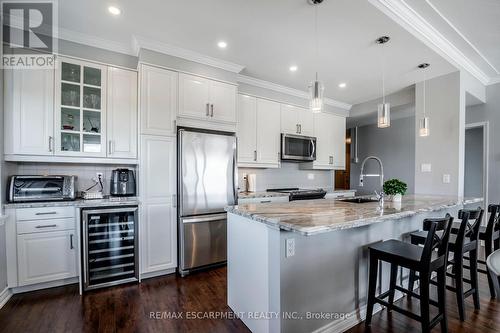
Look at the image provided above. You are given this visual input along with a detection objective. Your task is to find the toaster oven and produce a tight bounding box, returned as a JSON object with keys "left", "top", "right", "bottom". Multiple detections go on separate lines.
{"left": 8, "top": 175, "right": 76, "bottom": 202}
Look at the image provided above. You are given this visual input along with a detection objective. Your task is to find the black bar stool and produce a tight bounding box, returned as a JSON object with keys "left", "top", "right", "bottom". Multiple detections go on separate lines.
{"left": 365, "top": 215, "right": 453, "bottom": 333}
{"left": 455, "top": 204, "right": 500, "bottom": 298}
{"left": 409, "top": 208, "right": 483, "bottom": 321}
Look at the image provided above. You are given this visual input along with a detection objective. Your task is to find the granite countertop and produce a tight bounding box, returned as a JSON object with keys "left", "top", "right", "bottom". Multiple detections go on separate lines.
{"left": 225, "top": 195, "right": 483, "bottom": 236}
{"left": 238, "top": 191, "right": 290, "bottom": 199}
{"left": 4, "top": 197, "right": 140, "bottom": 209}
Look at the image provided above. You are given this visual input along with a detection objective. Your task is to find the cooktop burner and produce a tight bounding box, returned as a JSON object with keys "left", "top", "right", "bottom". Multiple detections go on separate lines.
{"left": 266, "top": 188, "right": 327, "bottom": 201}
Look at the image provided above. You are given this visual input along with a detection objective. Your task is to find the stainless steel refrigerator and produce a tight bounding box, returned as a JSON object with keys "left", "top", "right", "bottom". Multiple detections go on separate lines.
{"left": 177, "top": 128, "right": 237, "bottom": 276}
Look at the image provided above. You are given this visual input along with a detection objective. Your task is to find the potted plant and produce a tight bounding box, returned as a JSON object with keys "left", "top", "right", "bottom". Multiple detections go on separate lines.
{"left": 383, "top": 179, "right": 407, "bottom": 202}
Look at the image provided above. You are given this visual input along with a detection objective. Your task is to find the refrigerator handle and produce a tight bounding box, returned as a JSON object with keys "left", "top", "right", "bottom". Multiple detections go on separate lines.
{"left": 233, "top": 137, "right": 238, "bottom": 205}
{"left": 178, "top": 130, "right": 184, "bottom": 216}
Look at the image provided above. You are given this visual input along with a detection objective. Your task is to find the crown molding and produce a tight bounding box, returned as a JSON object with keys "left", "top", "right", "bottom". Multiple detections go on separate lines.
{"left": 132, "top": 35, "right": 245, "bottom": 74}
{"left": 489, "top": 77, "right": 500, "bottom": 85}
{"left": 237, "top": 74, "right": 352, "bottom": 111}
{"left": 368, "top": 0, "right": 491, "bottom": 86}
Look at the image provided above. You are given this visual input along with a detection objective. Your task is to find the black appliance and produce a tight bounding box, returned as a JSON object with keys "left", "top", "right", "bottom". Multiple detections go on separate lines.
{"left": 281, "top": 133, "right": 317, "bottom": 162}
{"left": 267, "top": 188, "right": 327, "bottom": 201}
{"left": 110, "top": 169, "right": 136, "bottom": 196}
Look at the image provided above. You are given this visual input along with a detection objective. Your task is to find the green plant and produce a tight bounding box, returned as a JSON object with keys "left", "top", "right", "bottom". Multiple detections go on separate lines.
{"left": 383, "top": 179, "right": 407, "bottom": 196}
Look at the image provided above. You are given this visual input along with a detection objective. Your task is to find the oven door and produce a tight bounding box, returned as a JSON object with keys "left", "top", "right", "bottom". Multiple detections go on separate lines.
{"left": 281, "top": 134, "right": 316, "bottom": 161}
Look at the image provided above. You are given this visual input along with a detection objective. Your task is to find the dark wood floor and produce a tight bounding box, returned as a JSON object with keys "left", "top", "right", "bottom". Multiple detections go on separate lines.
{"left": 1, "top": 265, "right": 499, "bottom": 333}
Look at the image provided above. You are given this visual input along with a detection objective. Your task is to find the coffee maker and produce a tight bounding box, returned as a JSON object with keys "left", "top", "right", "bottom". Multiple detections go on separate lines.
{"left": 110, "top": 169, "right": 136, "bottom": 196}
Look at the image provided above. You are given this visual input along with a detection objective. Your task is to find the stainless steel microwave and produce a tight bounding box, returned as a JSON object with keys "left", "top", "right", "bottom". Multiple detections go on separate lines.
{"left": 8, "top": 175, "right": 76, "bottom": 202}
{"left": 281, "top": 133, "right": 316, "bottom": 162}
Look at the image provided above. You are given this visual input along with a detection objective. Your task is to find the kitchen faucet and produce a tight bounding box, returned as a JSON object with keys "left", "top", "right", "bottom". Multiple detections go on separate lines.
{"left": 359, "top": 156, "right": 384, "bottom": 188}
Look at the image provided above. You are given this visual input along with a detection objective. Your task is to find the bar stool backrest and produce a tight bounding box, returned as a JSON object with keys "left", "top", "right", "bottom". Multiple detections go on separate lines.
{"left": 485, "top": 204, "right": 500, "bottom": 236}
{"left": 421, "top": 214, "right": 454, "bottom": 263}
{"left": 456, "top": 208, "right": 484, "bottom": 245}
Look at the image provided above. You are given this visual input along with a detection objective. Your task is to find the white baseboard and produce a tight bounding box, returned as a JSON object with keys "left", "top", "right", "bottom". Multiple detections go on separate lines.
{"left": 11, "top": 277, "right": 78, "bottom": 294}
{"left": 140, "top": 268, "right": 176, "bottom": 280}
{"left": 0, "top": 287, "right": 13, "bottom": 309}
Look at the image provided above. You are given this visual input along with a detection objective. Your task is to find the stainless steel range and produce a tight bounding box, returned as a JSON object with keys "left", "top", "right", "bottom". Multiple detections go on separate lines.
{"left": 267, "top": 188, "right": 327, "bottom": 201}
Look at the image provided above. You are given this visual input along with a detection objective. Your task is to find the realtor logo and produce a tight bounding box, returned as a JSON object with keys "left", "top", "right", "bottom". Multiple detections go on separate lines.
{"left": 1, "top": 0, "right": 58, "bottom": 68}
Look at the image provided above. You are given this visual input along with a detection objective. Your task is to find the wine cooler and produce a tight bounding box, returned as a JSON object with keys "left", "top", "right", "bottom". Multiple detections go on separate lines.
{"left": 82, "top": 206, "right": 138, "bottom": 291}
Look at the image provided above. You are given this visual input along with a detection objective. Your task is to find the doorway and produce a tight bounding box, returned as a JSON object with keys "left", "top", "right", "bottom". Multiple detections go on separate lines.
{"left": 464, "top": 122, "right": 488, "bottom": 206}
{"left": 335, "top": 129, "right": 351, "bottom": 190}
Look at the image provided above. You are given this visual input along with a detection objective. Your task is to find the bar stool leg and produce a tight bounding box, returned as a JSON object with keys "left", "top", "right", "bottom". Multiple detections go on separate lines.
{"left": 485, "top": 239, "right": 496, "bottom": 298}
{"left": 419, "top": 271, "right": 431, "bottom": 333}
{"left": 365, "top": 254, "right": 378, "bottom": 327}
{"left": 470, "top": 248, "right": 481, "bottom": 310}
{"left": 408, "top": 269, "right": 416, "bottom": 299}
{"left": 437, "top": 266, "right": 448, "bottom": 333}
{"left": 388, "top": 264, "right": 398, "bottom": 308}
{"left": 454, "top": 255, "right": 466, "bottom": 321}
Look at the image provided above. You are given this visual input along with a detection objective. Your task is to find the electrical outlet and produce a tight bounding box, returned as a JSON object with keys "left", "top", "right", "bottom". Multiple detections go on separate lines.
{"left": 421, "top": 163, "right": 432, "bottom": 172}
{"left": 285, "top": 238, "right": 295, "bottom": 258}
{"left": 307, "top": 173, "right": 315, "bottom": 180}
{"left": 442, "top": 174, "right": 451, "bottom": 184}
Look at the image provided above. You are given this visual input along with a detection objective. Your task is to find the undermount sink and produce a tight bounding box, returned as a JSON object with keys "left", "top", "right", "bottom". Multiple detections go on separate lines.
{"left": 339, "top": 198, "right": 379, "bottom": 204}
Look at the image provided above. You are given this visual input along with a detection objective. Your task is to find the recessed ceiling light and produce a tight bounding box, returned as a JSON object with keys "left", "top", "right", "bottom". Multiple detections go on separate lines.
{"left": 338, "top": 83, "right": 347, "bottom": 88}
{"left": 108, "top": 6, "right": 121, "bottom": 16}
{"left": 289, "top": 65, "right": 298, "bottom": 72}
{"left": 217, "top": 41, "right": 227, "bottom": 49}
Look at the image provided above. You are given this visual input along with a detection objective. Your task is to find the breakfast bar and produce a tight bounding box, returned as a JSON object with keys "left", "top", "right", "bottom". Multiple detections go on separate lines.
{"left": 225, "top": 195, "right": 482, "bottom": 333}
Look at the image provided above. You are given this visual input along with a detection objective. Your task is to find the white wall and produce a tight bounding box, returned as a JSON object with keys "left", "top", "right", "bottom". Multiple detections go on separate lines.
{"left": 414, "top": 72, "right": 463, "bottom": 196}
{"left": 239, "top": 163, "right": 334, "bottom": 192}
{"left": 466, "top": 82, "right": 500, "bottom": 204}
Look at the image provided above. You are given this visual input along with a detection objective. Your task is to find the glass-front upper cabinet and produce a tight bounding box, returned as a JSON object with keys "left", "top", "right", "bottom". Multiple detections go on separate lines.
{"left": 56, "top": 57, "right": 107, "bottom": 157}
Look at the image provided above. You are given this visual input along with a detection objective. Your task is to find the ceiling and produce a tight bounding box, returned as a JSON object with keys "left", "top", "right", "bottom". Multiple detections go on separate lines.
{"left": 55, "top": 0, "right": 461, "bottom": 106}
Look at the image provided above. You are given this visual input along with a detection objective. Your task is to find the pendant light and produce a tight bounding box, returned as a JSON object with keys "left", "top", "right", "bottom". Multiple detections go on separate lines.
{"left": 418, "top": 63, "right": 430, "bottom": 137}
{"left": 376, "top": 36, "right": 390, "bottom": 128}
{"left": 308, "top": 0, "right": 324, "bottom": 113}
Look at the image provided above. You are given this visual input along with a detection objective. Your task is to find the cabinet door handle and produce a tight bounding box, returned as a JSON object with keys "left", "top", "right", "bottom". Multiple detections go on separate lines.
{"left": 260, "top": 200, "right": 272, "bottom": 203}
{"left": 299, "top": 124, "right": 302, "bottom": 134}
{"left": 108, "top": 140, "right": 113, "bottom": 154}
{"left": 48, "top": 136, "right": 53, "bottom": 152}
{"left": 35, "top": 211, "right": 57, "bottom": 216}
{"left": 206, "top": 103, "right": 210, "bottom": 116}
{"left": 296, "top": 124, "right": 299, "bottom": 134}
{"left": 254, "top": 150, "right": 257, "bottom": 161}
{"left": 70, "top": 234, "right": 74, "bottom": 249}
{"left": 35, "top": 224, "right": 57, "bottom": 229}
{"left": 211, "top": 104, "right": 214, "bottom": 117}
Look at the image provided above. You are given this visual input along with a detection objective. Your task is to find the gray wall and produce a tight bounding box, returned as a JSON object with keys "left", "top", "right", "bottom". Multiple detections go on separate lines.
{"left": 464, "top": 127, "right": 484, "bottom": 198}
{"left": 239, "top": 163, "right": 334, "bottom": 192}
{"left": 466, "top": 82, "right": 500, "bottom": 204}
{"left": 414, "top": 72, "right": 463, "bottom": 196}
{"left": 349, "top": 116, "right": 416, "bottom": 195}
{"left": 0, "top": 68, "right": 7, "bottom": 292}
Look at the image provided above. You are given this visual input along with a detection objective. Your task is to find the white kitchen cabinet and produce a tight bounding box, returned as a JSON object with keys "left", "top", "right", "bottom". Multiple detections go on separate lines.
{"left": 236, "top": 95, "right": 257, "bottom": 164}
{"left": 139, "top": 135, "right": 177, "bottom": 275}
{"left": 178, "top": 73, "right": 236, "bottom": 123}
{"left": 107, "top": 67, "right": 138, "bottom": 158}
{"left": 300, "top": 112, "right": 346, "bottom": 170}
{"left": 140, "top": 64, "right": 177, "bottom": 136}
{"left": 4, "top": 68, "right": 54, "bottom": 156}
{"left": 17, "top": 230, "right": 77, "bottom": 286}
{"left": 256, "top": 99, "right": 281, "bottom": 167}
{"left": 280, "top": 105, "right": 313, "bottom": 136}
{"left": 55, "top": 57, "right": 107, "bottom": 157}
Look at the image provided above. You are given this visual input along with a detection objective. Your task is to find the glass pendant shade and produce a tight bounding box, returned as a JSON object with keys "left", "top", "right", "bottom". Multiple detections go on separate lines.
{"left": 309, "top": 78, "right": 324, "bottom": 113}
{"left": 377, "top": 102, "right": 391, "bottom": 128}
{"left": 419, "top": 116, "right": 430, "bottom": 137}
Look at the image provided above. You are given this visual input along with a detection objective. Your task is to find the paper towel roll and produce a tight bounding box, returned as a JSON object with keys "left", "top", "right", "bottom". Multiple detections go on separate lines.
{"left": 248, "top": 174, "right": 257, "bottom": 192}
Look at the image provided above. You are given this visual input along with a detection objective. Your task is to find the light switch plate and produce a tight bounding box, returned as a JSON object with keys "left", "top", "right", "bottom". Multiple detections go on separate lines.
{"left": 443, "top": 174, "right": 451, "bottom": 184}
{"left": 307, "top": 173, "right": 315, "bottom": 180}
{"left": 286, "top": 238, "right": 295, "bottom": 257}
{"left": 421, "top": 164, "right": 432, "bottom": 172}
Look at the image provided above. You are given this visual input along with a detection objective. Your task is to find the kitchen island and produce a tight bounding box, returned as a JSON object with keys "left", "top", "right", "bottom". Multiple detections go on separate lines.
{"left": 225, "top": 195, "right": 482, "bottom": 333}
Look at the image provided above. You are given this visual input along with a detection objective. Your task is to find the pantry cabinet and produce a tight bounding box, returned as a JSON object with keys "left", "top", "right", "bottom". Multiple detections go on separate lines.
{"left": 178, "top": 73, "right": 237, "bottom": 123}
{"left": 236, "top": 94, "right": 280, "bottom": 168}
{"left": 139, "top": 64, "right": 177, "bottom": 136}
{"left": 280, "top": 104, "right": 313, "bottom": 136}
{"left": 4, "top": 68, "right": 54, "bottom": 156}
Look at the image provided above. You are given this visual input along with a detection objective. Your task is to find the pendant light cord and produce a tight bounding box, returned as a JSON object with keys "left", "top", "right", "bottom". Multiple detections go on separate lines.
{"left": 315, "top": 3, "right": 319, "bottom": 78}
{"left": 382, "top": 45, "right": 386, "bottom": 104}
{"left": 423, "top": 71, "right": 426, "bottom": 117}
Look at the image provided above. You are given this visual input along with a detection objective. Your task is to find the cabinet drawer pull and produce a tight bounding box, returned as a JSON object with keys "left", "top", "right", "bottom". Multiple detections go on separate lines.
{"left": 70, "top": 234, "right": 74, "bottom": 249}
{"left": 260, "top": 200, "right": 272, "bottom": 203}
{"left": 35, "top": 224, "right": 57, "bottom": 228}
{"left": 206, "top": 103, "right": 210, "bottom": 116}
{"left": 35, "top": 211, "right": 58, "bottom": 216}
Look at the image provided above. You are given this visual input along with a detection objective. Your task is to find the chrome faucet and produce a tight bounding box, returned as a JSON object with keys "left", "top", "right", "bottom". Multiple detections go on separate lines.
{"left": 359, "top": 156, "right": 384, "bottom": 188}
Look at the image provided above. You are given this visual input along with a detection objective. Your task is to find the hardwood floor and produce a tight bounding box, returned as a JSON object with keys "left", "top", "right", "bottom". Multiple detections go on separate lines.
{"left": 0, "top": 266, "right": 499, "bottom": 333}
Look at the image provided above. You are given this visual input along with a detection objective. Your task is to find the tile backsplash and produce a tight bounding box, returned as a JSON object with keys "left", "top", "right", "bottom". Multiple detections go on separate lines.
{"left": 238, "top": 162, "right": 334, "bottom": 192}
{"left": 7, "top": 162, "right": 137, "bottom": 196}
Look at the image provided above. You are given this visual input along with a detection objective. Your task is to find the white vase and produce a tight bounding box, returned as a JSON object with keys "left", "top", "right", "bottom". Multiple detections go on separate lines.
{"left": 392, "top": 193, "right": 402, "bottom": 202}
